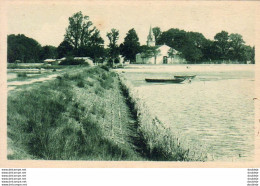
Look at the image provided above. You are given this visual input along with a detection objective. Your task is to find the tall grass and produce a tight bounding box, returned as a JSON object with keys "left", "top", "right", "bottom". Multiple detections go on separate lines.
{"left": 118, "top": 74, "right": 208, "bottom": 161}
{"left": 8, "top": 65, "right": 207, "bottom": 161}
{"left": 8, "top": 67, "right": 142, "bottom": 160}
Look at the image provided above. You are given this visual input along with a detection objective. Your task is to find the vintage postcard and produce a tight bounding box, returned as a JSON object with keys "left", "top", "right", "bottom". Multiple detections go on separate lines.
{"left": 0, "top": 0, "right": 259, "bottom": 168}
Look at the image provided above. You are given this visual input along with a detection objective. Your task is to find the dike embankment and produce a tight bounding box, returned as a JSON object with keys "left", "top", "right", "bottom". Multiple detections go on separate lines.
{"left": 8, "top": 66, "right": 143, "bottom": 160}
{"left": 7, "top": 65, "right": 207, "bottom": 161}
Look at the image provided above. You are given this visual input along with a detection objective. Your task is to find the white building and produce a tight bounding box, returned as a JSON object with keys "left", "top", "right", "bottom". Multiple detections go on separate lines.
{"left": 56, "top": 57, "right": 94, "bottom": 66}
{"left": 136, "top": 26, "right": 186, "bottom": 64}
{"left": 44, "top": 59, "right": 58, "bottom": 65}
{"left": 74, "top": 57, "right": 94, "bottom": 66}
{"left": 147, "top": 26, "right": 156, "bottom": 47}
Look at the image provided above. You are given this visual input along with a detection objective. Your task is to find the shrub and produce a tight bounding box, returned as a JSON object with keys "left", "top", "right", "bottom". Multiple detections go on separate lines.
{"left": 100, "top": 65, "right": 110, "bottom": 71}
{"left": 116, "top": 64, "right": 124, "bottom": 68}
{"left": 76, "top": 80, "right": 85, "bottom": 88}
{"left": 86, "top": 80, "right": 94, "bottom": 86}
{"left": 8, "top": 63, "right": 19, "bottom": 69}
{"left": 70, "top": 74, "right": 83, "bottom": 81}
{"left": 17, "top": 72, "right": 27, "bottom": 78}
{"left": 99, "top": 73, "right": 114, "bottom": 90}
{"left": 94, "top": 85, "right": 104, "bottom": 96}
{"left": 59, "top": 57, "right": 88, "bottom": 66}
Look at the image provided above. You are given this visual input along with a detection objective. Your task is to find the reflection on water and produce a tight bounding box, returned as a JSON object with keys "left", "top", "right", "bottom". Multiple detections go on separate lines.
{"left": 117, "top": 64, "right": 255, "bottom": 161}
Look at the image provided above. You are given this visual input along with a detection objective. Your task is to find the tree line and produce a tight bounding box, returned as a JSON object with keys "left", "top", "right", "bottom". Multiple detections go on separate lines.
{"left": 8, "top": 11, "right": 255, "bottom": 64}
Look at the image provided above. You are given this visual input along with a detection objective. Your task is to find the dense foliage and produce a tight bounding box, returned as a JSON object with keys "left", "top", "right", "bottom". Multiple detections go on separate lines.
{"left": 63, "top": 11, "right": 105, "bottom": 63}
{"left": 7, "top": 12, "right": 255, "bottom": 64}
{"left": 120, "top": 28, "right": 141, "bottom": 62}
{"left": 40, "top": 45, "right": 58, "bottom": 60}
{"left": 8, "top": 34, "right": 42, "bottom": 63}
{"left": 156, "top": 28, "right": 254, "bottom": 63}
{"left": 8, "top": 34, "right": 59, "bottom": 63}
{"left": 106, "top": 28, "right": 120, "bottom": 65}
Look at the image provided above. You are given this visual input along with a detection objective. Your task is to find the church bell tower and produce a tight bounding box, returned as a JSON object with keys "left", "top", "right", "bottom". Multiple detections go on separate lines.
{"left": 147, "top": 26, "right": 155, "bottom": 47}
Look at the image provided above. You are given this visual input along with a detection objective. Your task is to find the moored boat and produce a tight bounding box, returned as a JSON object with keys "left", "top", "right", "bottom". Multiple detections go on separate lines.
{"left": 145, "top": 78, "right": 186, "bottom": 83}
{"left": 174, "top": 75, "right": 196, "bottom": 79}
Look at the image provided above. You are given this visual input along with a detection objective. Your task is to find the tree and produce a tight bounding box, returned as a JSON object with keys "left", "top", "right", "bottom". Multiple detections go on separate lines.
{"left": 214, "top": 31, "right": 230, "bottom": 60}
{"left": 150, "top": 47, "right": 161, "bottom": 64}
{"left": 228, "top": 33, "right": 245, "bottom": 61}
{"left": 64, "top": 11, "right": 96, "bottom": 54}
{"left": 86, "top": 30, "right": 105, "bottom": 63}
{"left": 152, "top": 27, "right": 161, "bottom": 45}
{"left": 40, "top": 45, "right": 57, "bottom": 60}
{"left": 7, "top": 34, "right": 42, "bottom": 63}
{"left": 120, "top": 28, "right": 140, "bottom": 62}
{"left": 157, "top": 28, "right": 187, "bottom": 50}
{"left": 182, "top": 32, "right": 207, "bottom": 63}
{"left": 168, "top": 48, "right": 179, "bottom": 62}
{"left": 106, "top": 28, "right": 120, "bottom": 66}
{"left": 240, "top": 45, "right": 255, "bottom": 63}
{"left": 201, "top": 39, "right": 216, "bottom": 61}
{"left": 157, "top": 29, "right": 206, "bottom": 63}
{"left": 141, "top": 46, "right": 160, "bottom": 64}
{"left": 57, "top": 40, "right": 74, "bottom": 58}
{"left": 182, "top": 45, "right": 203, "bottom": 63}
{"left": 251, "top": 46, "right": 255, "bottom": 64}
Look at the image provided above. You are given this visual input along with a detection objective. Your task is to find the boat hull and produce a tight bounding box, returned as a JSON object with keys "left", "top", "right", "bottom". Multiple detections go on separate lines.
{"left": 174, "top": 75, "right": 196, "bottom": 79}
{"left": 145, "top": 78, "right": 185, "bottom": 83}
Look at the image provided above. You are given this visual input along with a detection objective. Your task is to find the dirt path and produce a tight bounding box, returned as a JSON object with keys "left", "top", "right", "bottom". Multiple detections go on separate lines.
{"left": 8, "top": 74, "right": 58, "bottom": 91}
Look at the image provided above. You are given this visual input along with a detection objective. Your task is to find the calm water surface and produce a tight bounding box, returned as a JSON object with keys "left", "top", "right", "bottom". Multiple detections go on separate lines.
{"left": 117, "top": 64, "right": 255, "bottom": 161}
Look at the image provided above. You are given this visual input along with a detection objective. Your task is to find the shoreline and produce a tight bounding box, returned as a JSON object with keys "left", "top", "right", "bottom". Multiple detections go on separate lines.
{"left": 117, "top": 72, "right": 208, "bottom": 161}
{"left": 8, "top": 66, "right": 207, "bottom": 161}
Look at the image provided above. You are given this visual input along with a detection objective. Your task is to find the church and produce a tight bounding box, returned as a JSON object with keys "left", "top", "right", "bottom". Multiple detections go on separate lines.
{"left": 135, "top": 26, "right": 186, "bottom": 64}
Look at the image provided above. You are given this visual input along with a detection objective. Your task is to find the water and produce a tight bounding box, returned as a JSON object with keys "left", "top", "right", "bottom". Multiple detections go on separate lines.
{"left": 7, "top": 73, "right": 17, "bottom": 80}
{"left": 116, "top": 64, "right": 255, "bottom": 161}
{"left": 7, "top": 72, "right": 40, "bottom": 80}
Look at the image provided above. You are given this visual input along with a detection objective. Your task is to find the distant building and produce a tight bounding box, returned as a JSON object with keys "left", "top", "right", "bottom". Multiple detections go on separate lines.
{"left": 147, "top": 26, "right": 156, "bottom": 47}
{"left": 44, "top": 59, "right": 58, "bottom": 65}
{"left": 74, "top": 57, "right": 94, "bottom": 66}
{"left": 118, "top": 55, "right": 124, "bottom": 64}
{"left": 56, "top": 57, "right": 94, "bottom": 66}
{"left": 58, "top": 57, "right": 66, "bottom": 62}
{"left": 136, "top": 26, "right": 186, "bottom": 64}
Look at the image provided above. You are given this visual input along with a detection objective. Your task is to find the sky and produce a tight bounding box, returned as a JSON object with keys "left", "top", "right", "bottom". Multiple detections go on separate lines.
{"left": 6, "top": 1, "right": 258, "bottom": 47}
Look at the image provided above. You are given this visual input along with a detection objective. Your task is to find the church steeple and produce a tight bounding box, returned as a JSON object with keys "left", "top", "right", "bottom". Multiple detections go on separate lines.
{"left": 147, "top": 25, "right": 155, "bottom": 47}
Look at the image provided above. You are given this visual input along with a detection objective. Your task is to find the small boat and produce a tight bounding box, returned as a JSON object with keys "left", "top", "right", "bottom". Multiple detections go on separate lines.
{"left": 145, "top": 78, "right": 186, "bottom": 83}
{"left": 174, "top": 75, "right": 196, "bottom": 79}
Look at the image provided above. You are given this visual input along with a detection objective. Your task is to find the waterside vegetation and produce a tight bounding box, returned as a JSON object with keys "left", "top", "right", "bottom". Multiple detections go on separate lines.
{"left": 8, "top": 66, "right": 208, "bottom": 161}
{"left": 8, "top": 66, "right": 143, "bottom": 160}
{"left": 7, "top": 11, "right": 255, "bottom": 65}
{"left": 119, "top": 75, "right": 208, "bottom": 161}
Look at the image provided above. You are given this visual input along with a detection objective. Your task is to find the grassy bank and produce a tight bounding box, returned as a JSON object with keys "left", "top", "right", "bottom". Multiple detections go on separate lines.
{"left": 8, "top": 63, "right": 62, "bottom": 70}
{"left": 8, "top": 65, "right": 208, "bottom": 161}
{"left": 8, "top": 66, "right": 143, "bottom": 160}
{"left": 118, "top": 75, "right": 208, "bottom": 161}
